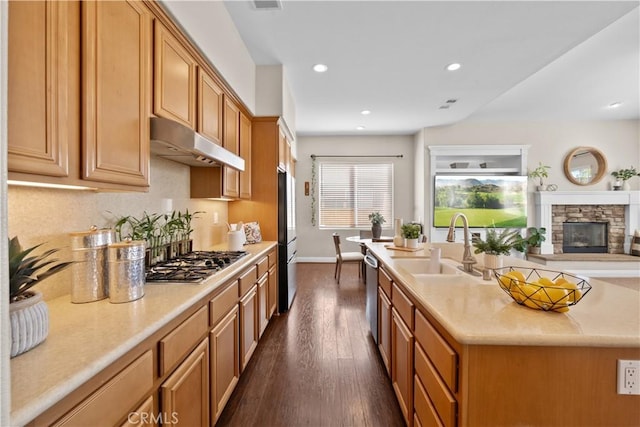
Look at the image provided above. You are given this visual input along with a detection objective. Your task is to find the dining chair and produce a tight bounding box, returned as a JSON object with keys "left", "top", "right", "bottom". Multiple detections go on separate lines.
{"left": 332, "top": 233, "right": 365, "bottom": 284}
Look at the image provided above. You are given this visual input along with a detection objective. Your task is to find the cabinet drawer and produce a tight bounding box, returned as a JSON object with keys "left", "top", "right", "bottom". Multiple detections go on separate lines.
{"left": 120, "top": 395, "right": 154, "bottom": 427}
{"left": 268, "top": 250, "right": 277, "bottom": 268}
{"left": 54, "top": 351, "right": 153, "bottom": 426}
{"left": 239, "top": 266, "right": 257, "bottom": 296}
{"left": 415, "top": 310, "right": 457, "bottom": 392}
{"left": 378, "top": 267, "right": 393, "bottom": 299}
{"left": 392, "top": 283, "right": 414, "bottom": 329}
{"left": 210, "top": 280, "right": 239, "bottom": 326}
{"left": 257, "top": 256, "right": 269, "bottom": 279}
{"left": 414, "top": 375, "right": 444, "bottom": 427}
{"left": 415, "top": 342, "right": 456, "bottom": 427}
{"left": 159, "top": 305, "right": 208, "bottom": 376}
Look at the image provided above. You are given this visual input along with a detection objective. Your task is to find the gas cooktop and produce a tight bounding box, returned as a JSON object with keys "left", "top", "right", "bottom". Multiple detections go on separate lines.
{"left": 145, "top": 250, "right": 247, "bottom": 283}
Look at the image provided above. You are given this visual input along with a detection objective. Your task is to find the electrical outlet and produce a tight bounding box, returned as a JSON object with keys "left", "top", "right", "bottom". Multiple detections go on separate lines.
{"left": 617, "top": 360, "right": 640, "bottom": 395}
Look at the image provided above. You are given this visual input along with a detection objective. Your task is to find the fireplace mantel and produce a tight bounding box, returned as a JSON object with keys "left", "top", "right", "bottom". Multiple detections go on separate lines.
{"left": 534, "top": 191, "right": 639, "bottom": 254}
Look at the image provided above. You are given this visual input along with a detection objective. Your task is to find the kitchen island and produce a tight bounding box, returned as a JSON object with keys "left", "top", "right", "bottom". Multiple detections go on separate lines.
{"left": 367, "top": 241, "right": 640, "bottom": 426}
{"left": 10, "top": 241, "right": 277, "bottom": 426}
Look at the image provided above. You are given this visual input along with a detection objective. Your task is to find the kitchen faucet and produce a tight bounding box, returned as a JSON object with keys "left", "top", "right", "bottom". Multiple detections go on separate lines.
{"left": 446, "top": 213, "right": 479, "bottom": 274}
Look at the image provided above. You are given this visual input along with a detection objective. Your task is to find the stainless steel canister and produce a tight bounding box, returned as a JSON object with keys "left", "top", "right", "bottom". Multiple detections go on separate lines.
{"left": 108, "top": 240, "right": 146, "bottom": 303}
{"left": 70, "top": 226, "right": 114, "bottom": 303}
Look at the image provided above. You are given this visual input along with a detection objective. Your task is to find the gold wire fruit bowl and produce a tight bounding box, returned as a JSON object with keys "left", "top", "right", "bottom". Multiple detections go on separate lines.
{"left": 493, "top": 267, "right": 592, "bottom": 312}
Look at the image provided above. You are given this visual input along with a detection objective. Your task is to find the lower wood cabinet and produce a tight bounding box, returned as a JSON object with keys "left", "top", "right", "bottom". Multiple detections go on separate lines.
{"left": 210, "top": 305, "right": 240, "bottom": 422}
{"left": 120, "top": 396, "right": 156, "bottom": 427}
{"left": 378, "top": 287, "right": 392, "bottom": 375}
{"left": 392, "top": 307, "right": 414, "bottom": 426}
{"left": 240, "top": 284, "right": 259, "bottom": 371}
{"left": 268, "top": 264, "right": 277, "bottom": 319}
{"left": 160, "top": 338, "right": 209, "bottom": 427}
{"left": 258, "top": 272, "right": 269, "bottom": 337}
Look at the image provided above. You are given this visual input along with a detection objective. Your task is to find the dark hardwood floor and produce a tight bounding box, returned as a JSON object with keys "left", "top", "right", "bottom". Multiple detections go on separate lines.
{"left": 216, "top": 262, "right": 405, "bottom": 427}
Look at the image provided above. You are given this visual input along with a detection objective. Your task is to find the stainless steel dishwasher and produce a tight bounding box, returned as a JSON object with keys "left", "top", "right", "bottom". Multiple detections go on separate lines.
{"left": 364, "top": 251, "right": 378, "bottom": 344}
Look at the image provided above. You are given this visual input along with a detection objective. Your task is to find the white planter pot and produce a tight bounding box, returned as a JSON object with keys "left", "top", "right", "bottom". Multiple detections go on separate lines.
{"left": 405, "top": 238, "right": 419, "bottom": 249}
{"left": 10, "top": 291, "right": 49, "bottom": 358}
{"left": 483, "top": 254, "right": 504, "bottom": 270}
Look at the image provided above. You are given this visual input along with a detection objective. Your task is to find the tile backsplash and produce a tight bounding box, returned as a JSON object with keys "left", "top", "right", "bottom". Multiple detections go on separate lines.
{"left": 8, "top": 156, "right": 229, "bottom": 300}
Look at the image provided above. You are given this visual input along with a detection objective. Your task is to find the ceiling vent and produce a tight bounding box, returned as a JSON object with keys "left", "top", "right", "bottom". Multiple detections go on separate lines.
{"left": 252, "top": 0, "right": 282, "bottom": 10}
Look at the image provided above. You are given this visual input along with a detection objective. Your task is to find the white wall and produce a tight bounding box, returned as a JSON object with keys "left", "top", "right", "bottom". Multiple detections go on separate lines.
{"left": 295, "top": 135, "right": 415, "bottom": 261}
{"left": 7, "top": 157, "right": 230, "bottom": 301}
{"left": 255, "top": 65, "right": 298, "bottom": 152}
{"left": 420, "top": 119, "right": 640, "bottom": 242}
{"left": 160, "top": 0, "right": 256, "bottom": 113}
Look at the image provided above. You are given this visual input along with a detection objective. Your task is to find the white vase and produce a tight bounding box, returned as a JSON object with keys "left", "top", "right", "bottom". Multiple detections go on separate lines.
{"left": 405, "top": 238, "right": 419, "bottom": 249}
{"left": 622, "top": 180, "right": 631, "bottom": 191}
{"left": 483, "top": 254, "right": 504, "bottom": 270}
{"left": 393, "top": 218, "right": 404, "bottom": 247}
{"left": 10, "top": 291, "right": 49, "bottom": 358}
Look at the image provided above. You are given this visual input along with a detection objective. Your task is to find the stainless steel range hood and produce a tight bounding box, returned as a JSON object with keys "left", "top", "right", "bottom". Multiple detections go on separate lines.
{"left": 150, "top": 117, "right": 245, "bottom": 171}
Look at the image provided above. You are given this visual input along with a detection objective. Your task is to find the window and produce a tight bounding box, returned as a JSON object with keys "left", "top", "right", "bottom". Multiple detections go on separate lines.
{"left": 318, "top": 162, "right": 393, "bottom": 228}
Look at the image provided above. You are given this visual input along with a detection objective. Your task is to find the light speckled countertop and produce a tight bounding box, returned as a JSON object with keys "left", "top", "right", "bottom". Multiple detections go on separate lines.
{"left": 10, "top": 241, "right": 276, "bottom": 427}
{"left": 368, "top": 242, "right": 640, "bottom": 348}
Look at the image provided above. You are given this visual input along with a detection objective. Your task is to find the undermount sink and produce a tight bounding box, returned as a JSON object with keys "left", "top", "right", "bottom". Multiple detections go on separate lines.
{"left": 393, "top": 257, "right": 462, "bottom": 275}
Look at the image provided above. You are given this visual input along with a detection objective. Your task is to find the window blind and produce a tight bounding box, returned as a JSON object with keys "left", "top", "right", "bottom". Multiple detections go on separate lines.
{"left": 318, "top": 162, "right": 393, "bottom": 228}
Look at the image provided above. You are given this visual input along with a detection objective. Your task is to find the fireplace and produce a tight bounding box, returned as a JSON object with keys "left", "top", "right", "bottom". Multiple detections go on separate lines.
{"left": 563, "top": 222, "right": 608, "bottom": 253}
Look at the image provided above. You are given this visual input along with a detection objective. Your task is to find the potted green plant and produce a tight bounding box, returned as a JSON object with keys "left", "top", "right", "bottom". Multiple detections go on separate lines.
{"left": 522, "top": 227, "right": 546, "bottom": 254}
{"left": 401, "top": 223, "right": 421, "bottom": 249}
{"left": 472, "top": 227, "right": 520, "bottom": 269}
{"left": 8, "top": 236, "right": 72, "bottom": 357}
{"left": 368, "top": 212, "right": 386, "bottom": 239}
{"left": 529, "top": 162, "right": 550, "bottom": 191}
{"left": 611, "top": 166, "right": 639, "bottom": 191}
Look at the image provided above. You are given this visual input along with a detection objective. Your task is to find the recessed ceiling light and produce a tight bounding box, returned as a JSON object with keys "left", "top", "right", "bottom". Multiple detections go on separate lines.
{"left": 313, "top": 64, "right": 328, "bottom": 73}
{"left": 356, "top": 126, "right": 365, "bottom": 130}
{"left": 446, "top": 63, "right": 461, "bottom": 71}
{"left": 361, "top": 110, "right": 371, "bottom": 115}
{"left": 608, "top": 102, "right": 622, "bottom": 109}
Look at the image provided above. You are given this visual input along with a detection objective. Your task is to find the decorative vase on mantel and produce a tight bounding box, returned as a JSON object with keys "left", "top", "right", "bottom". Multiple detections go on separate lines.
{"left": 10, "top": 291, "right": 49, "bottom": 358}
{"left": 622, "top": 180, "right": 631, "bottom": 191}
{"left": 393, "top": 218, "right": 404, "bottom": 247}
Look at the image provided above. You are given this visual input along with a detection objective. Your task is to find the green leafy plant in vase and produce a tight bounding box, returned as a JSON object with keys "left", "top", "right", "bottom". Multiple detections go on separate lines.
{"left": 611, "top": 166, "right": 639, "bottom": 191}
{"left": 472, "top": 227, "right": 521, "bottom": 269}
{"left": 368, "top": 211, "right": 386, "bottom": 239}
{"left": 528, "top": 162, "right": 550, "bottom": 191}
{"left": 8, "top": 236, "right": 72, "bottom": 357}
{"left": 401, "top": 223, "right": 421, "bottom": 249}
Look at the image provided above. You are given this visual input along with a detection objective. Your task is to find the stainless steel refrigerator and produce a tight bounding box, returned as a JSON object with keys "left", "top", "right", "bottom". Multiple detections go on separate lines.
{"left": 278, "top": 170, "right": 297, "bottom": 312}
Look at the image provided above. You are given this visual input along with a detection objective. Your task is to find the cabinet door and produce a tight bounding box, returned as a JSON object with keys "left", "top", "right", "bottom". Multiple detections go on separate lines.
{"left": 239, "top": 111, "right": 252, "bottom": 199}
{"left": 160, "top": 338, "right": 209, "bottom": 427}
{"left": 378, "top": 287, "right": 392, "bottom": 376}
{"left": 278, "top": 129, "right": 287, "bottom": 171}
{"left": 154, "top": 23, "right": 197, "bottom": 128}
{"left": 258, "top": 273, "right": 269, "bottom": 337}
{"left": 8, "top": 0, "right": 72, "bottom": 177}
{"left": 82, "top": 0, "right": 151, "bottom": 187}
{"left": 211, "top": 306, "right": 240, "bottom": 422}
{"left": 197, "top": 69, "right": 223, "bottom": 144}
{"left": 392, "top": 308, "right": 415, "bottom": 426}
{"left": 223, "top": 98, "right": 240, "bottom": 198}
{"left": 240, "top": 285, "right": 259, "bottom": 371}
{"left": 268, "top": 265, "right": 277, "bottom": 319}
{"left": 120, "top": 395, "right": 156, "bottom": 427}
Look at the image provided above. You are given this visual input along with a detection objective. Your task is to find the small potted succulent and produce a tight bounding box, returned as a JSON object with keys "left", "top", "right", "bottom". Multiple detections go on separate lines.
{"left": 528, "top": 162, "right": 550, "bottom": 191}
{"left": 8, "top": 236, "right": 72, "bottom": 357}
{"left": 611, "top": 166, "right": 639, "bottom": 191}
{"left": 401, "top": 223, "right": 421, "bottom": 249}
{"left": 472, "top": 227, "right": 521, "bottom": 269}
{"left": 368, "top": 212, "right": 386, "bottom": 239}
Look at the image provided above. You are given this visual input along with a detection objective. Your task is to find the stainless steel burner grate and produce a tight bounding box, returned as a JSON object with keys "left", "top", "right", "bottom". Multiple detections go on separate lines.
{"left": 145, "top": 251, "right": 247, "bottom": 283}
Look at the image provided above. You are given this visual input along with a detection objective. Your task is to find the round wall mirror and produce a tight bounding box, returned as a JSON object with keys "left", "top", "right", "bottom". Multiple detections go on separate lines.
{"left": 563, "top": 146, "right": 607, "bottom": 186}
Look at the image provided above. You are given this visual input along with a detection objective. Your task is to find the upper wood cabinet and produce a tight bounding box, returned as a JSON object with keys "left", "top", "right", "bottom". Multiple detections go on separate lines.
{"left": 7, "top": 0, "right": 73, "bottom": 177}
{"left": 197, "top": 69, "right": 224, "bottom": 145}
{"left": 278, "top": 129, "right": 287, "bottom": 171}
{"left": 223, "top": 98, "right": 241, "bottom": 198}
{"left": 239, "top": 111, "right": 252, "bottom": 199}
{"left": 153, "top": 22, "right": 197, "bottom": 129}
{"left": 82, "top": 0, "right": 151, "bottom": 187}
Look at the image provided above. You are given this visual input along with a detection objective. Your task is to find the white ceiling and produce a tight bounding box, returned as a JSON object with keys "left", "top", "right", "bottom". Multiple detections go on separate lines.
{"left": 220, "top": 1, "right": 638, "bottom": 136}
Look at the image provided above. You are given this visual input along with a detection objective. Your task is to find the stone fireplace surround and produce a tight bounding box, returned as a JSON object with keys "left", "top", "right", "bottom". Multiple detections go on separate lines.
{"left": 534, "top": 191, "right": 639, "bottom": 255}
